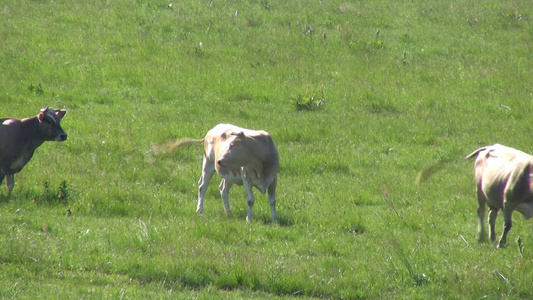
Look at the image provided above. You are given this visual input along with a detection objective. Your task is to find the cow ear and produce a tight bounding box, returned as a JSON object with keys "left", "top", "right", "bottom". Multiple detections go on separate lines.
{"left": 56, "top": 109, "right": 66, "bottom": 119}
{"left": 38, "top": 107, "right": 49, "bottom": 123}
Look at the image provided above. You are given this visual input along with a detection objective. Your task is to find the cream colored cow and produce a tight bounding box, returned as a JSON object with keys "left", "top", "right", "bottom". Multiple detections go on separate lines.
{"left": 172, "top": 124, "right": 279, "bottom": 222}
{"left": 465, "top": 144, "right": 533, "bottom": 248}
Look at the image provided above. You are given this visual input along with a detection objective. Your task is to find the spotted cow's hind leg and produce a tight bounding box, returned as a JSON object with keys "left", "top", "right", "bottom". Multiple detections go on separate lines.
{"left": 476, "top": 186, "right": 487, "bottom": 242}
{"left": 197, "top": 158, "right": 215, "bottom": 215}
{"left": 219, "top": 179, "right": 233, "bottom": 216}
{"left": 488, "top": 207, "right": 498, "bottom": 244}
{"left": 498, "top": 202, "right": 514, "bottom": 248}
{"left": 268, "top": 176, "right": 278, "bottom": 222}
{"left": 242, "top": 176, "right": 255, "bottom": 222}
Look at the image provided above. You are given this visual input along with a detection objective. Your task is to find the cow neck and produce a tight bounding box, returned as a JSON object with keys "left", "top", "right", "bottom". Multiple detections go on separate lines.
{"left": 21, "top": 116, "right": 46, "bottom": 150}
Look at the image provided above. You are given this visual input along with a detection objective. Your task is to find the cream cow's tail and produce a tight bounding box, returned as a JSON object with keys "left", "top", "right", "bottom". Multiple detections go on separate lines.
{"left": 464, "top": 147, "right": 487, "bottom": 160}
{"left": 152, "top": 138, "right": 204, "bottom": 155}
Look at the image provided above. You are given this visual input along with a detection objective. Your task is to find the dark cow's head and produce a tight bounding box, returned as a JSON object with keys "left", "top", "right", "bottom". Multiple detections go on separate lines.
{"left": 38, "top": 107, "right": 67, "bottom": 141}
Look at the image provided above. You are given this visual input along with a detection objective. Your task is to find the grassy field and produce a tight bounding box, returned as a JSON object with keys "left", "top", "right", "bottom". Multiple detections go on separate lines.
{"left": 1, "top": 0, "right": 532, "bottom": 298}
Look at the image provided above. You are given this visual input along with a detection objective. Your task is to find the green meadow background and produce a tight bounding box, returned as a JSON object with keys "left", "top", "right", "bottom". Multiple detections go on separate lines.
{"left": 1, "top": 0, "right": 532, "bottom": 298}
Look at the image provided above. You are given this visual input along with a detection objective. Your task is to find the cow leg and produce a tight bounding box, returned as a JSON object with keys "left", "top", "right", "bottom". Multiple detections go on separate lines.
{"left": 242, "top": 176, "right": 255, "bottom": 222}
{"left": 5, "top": 174, "right": 14, "bottom": 196}
{"left": 0, "top": 174, "right": 4, "bottom": 197}
{"left": 488, "top": 207, "right": 498, "bottom": 243}
{"left": 218, "top": 179, "right": 233, "bottom": 216}
{"left": 476, "top": 189, "right": 487, "bottom": 241}
{"left": 197, "top": 158, "right": 215, "bottom": 215}
{"left": 268, "top": 176, "right": 278, "bottom": 222}
{"left": 498, "top": 203, "right": 514, "bottom": 248}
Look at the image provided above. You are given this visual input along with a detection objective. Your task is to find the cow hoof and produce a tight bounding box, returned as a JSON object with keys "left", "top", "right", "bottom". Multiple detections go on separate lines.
{"left": 222, "top": 210, "right": 233, "bottom": 218}
{"left": 476, "top": 232, "right": 488, "bottom": 243}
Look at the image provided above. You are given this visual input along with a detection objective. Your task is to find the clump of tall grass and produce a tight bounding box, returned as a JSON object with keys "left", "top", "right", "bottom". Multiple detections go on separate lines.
{"left": 37, "top": 180, "right": 72, "bottom": 205}
{"left": 290, "top": 88, "right": 325, "bottom": 111}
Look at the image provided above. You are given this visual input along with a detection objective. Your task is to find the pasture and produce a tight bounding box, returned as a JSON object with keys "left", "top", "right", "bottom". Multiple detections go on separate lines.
{"left": 1, "top": 0, "right": 532, "bottom": 298}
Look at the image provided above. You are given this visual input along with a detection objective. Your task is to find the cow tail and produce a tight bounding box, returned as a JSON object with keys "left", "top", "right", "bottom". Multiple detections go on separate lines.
{"left": 464, "top": 147, "right": 487, "bottom": 160}
{"left": 153, "top": 138, "right": 204, "bottom": 154}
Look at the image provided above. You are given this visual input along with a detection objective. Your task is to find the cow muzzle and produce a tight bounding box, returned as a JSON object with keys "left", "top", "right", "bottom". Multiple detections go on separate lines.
{"left": 217, "top": 159, "right": 225, "bottom": 167}
{"left": 57, "top": 133, "right": 67, "bottom": 141}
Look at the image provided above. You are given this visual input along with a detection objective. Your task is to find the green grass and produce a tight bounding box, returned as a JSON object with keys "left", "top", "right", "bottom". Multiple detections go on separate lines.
{"left": 1, "top": 0, "right": 533, "bottom": 298}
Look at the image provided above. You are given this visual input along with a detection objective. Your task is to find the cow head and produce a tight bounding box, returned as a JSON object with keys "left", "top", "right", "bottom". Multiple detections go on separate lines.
{"left": 217, "top": 131, "right": 255, "bottom": 168}
{"left": 38, "top": 107, "right": 67, "bottom": 141}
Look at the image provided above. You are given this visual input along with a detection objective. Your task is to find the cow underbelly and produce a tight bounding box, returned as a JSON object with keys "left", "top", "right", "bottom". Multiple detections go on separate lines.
{"left": 484, "top": 196, "right": 504, "bottom": 209}
{"left": 221, "top": 171, "right": 244, "bottom": 186}
{"left": 8, "top": 156, "right": 29, "bottom": 174}
{"left": 218, "top": 165, "right": 243, "bottom": 182}
{"left": 219, "top": 167, "right": 265, "bottom": 192}
{"left": 517, "top": 202, "right": 533, "bottom": 219}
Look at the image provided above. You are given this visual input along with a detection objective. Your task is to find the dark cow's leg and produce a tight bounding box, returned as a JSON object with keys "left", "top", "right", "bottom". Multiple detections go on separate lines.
{"left": 268, "top": 176, "right": 278, "bottom": 222}
{"left": 0, "top": 173, "right": 4, "bottom": 197}
{"left": 498, "top": 203, "right": 514, "bottom": 248}
{"left": 197, "top": 157, "right": 215, "bottom": 215}
{"left": 5, "top": 174, "right": 14, "bottom": 196}
{"left": 219, "top": 179, "right": 233, "bottom": 216}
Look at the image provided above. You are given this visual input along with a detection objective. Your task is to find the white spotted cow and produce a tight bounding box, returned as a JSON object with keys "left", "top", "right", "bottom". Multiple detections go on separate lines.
{"left": 172, "top": 124, "right": 279, "bottom": 222}
{"left": 465, "top": 144, "right": 533, "bottom": 248}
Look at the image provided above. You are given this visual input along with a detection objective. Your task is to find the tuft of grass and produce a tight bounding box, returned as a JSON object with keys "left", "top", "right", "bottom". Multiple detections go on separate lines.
{"left": 28, "top": 82, "right": 44, "bottom": 95}
{"left": 290, "top": 88, "right": 325, "bottom": 111}
{"left": 35, "top": 180, "right": 72, "bottom": 205}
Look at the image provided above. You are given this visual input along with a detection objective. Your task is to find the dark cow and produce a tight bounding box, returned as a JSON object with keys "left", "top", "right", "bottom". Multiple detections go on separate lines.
{"left": 169, "top": 124, "right": 279, "bottom": 222}
{"left": 465, "top": 144, "right": 533, "bottom": 248}
{"left": 0, "top": 107, "right": 67, "bottom": 195}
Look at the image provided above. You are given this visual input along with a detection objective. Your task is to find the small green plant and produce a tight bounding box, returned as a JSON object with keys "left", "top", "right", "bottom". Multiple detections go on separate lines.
{"left": 290, "top": 88, "right": 325, "bottom": 111}
{"left": 37, "top": 180, "right": 71, "bottom": 204}
{"left": 28, "top": 82, "right": 44, "bottom": 95}
{"left": 58, "top": 180, "right": 70, "bottom": 203}
{"left": 39, "top": 180, "right": 54, "bottom": 203}
{"left": 374, "top": 29, "right": 384, "bottom": 49}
